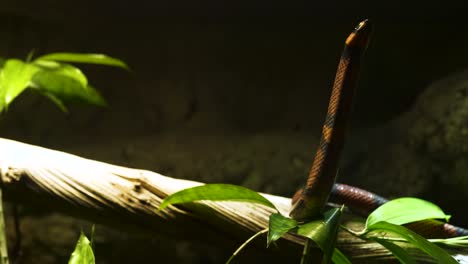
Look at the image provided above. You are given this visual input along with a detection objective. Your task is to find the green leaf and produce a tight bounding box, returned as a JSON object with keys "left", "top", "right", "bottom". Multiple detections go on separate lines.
{"left": 372, "top": 238, "right": 417, "bottom": 264}
{"left": 159, "top": 184, "right": 278, "bottom": 211}
{"left": 31, "top": 72, "right": 107, "bottom": 107}
{"left": 68, "top": 232, "right": 95, "bottom": 264}
{"left": 33, "top": 60, "right": 88, "bottom": 88}
{"left": 0, "top": 59, "right": 40, "bottom": 111}
{"left": 267, "top": 213, "right": 298, "bottom": 247}
{"left": 331, "top": 248, "right": 352, "bottom": 264}
{"left": 297, "top": 207, "right": 343, "bottom": 264}
{"left": 365, "top": 221, "right": 458, "bottom": 264}
{"left": 366, "top": 198, "right": 450, "bottom": 228}
{"left": 36, "top": 53, "right": 129, "bottom": 69}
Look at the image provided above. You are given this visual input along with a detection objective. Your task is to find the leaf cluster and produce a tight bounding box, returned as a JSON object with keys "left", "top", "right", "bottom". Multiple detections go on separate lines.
{"left": 0, "top": 52, "right": 128, "bottom": 113}
{"left": 160, "top": 184, "right": 467, "bottom": 263}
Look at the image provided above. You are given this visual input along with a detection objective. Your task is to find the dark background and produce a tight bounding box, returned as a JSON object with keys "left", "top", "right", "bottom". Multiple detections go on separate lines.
{"left": 2, "top": 1, "right": 468, "bottom": 136}
{"left": 1, "top": 1, "right": 468, "bottom": 263}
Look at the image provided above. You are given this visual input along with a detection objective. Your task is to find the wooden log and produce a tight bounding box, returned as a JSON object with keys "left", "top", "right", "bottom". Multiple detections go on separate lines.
{"left": 0, "top": 138, "right": 466, "bottom": 263}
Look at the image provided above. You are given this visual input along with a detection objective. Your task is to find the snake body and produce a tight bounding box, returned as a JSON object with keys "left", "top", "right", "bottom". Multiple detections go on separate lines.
{"left": 330, "top": 183, "right": 468, "bottom": 238}
{"left": 289, "top": 20, "right": 372, "bottom": 221}
{"left": 289, "top": 20, "right": 468, "bottom": 238}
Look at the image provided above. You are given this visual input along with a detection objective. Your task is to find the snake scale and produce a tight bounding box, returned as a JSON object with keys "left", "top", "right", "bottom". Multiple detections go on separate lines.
{"left": 289, "top": 19, "right": 468, "bottom": 238}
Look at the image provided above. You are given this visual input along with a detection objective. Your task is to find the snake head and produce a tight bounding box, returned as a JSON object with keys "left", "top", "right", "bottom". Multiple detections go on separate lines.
{"left": 345, "top": 19, "right": 372, "bottom": 51}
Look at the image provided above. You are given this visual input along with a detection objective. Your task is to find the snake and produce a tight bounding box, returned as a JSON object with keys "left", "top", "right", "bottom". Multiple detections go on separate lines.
{"left": 289, "top": 19, "right": 468, "bottom": 238}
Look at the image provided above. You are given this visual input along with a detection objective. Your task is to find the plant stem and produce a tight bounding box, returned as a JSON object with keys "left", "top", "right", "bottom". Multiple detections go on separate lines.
{"left": 300, "top": 239, "right": 314, "bottom": 264}
{"left": 0, "top": 189, "right": 9, "bottom": 264}
{"left": 225, "top": 228, "right": 268, "bottom": 264}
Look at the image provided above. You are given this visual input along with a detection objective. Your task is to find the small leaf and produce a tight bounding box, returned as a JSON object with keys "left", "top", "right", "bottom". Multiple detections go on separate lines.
{"left": 366, "top": 198, "right": 450, "bottom": 228}
{"left": 0, "top": 59, "right": 40, "bottom": 111}
{"left": 372, "top": 238, "right": 417, "bottom": 264}
{"left": 31, "top": 72, "right": 106, "bottom": 107}
{"left": 33, "top": 60, "right": 88, "bottom": 88}
{"left": 159, "top": 184, "right": 277, "bottom": 211}
{"left": 297, "top": 207, "right": 343, "bottom": 264}
{"left": 366, "top": 221, "right": 458, "bottom": 264}
{"left": 68, "top": 232, "right": 95, "bottom": 264}
{"left": 267, "top": 213, "right": 298, "bottom": 247}
{"left": 331, "top": 248, "right": 352, "bottom": 264}
{"left": 36, "top": 53, "right": 129, "bottom": 69}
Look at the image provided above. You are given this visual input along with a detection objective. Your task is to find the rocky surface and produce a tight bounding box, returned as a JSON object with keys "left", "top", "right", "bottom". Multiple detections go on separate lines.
{"left": 342, "top": 70, "right": 468, "bottom": 225}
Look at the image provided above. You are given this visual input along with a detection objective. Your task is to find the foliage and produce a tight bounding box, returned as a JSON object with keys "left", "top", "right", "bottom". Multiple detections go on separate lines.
{"left": 366, "top": 197, "right": 450, "bottom": 227}
{"left": 68, "top": 230, "right": 95, "bottom": 264}
{"left": 159, "top": 184, "right": 278, "bottom": 211}
{"left": 0, "top": 52, "right": 128, "bottom": 112}
{"left": 296, "top": 207, "right": 344, "bottom": 264}
{"left": 364, "top": 222, "right": 457, "bottom": 264}
{"left": 0, "top": 51, "right": 126, "bottom": 264}
{"left": 370, "top": 238, "right": 417, "bottom": 264}
{"left": 160, "top": 184, "right": 467, "bottom": 263}
{"left": 267, "top": 213, "right": 297, "bottom": 247}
